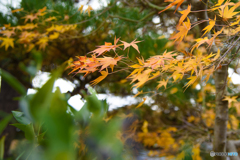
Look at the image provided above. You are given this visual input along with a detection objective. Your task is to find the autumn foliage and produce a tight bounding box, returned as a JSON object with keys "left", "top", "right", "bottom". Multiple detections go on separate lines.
{"left": 2, "top": 0, "right": 240, "bottom": 159}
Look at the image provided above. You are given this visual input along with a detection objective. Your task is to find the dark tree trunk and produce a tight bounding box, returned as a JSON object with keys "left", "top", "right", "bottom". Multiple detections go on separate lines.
{"left": 0, "top": 79, "right": 19, "bottom": 158}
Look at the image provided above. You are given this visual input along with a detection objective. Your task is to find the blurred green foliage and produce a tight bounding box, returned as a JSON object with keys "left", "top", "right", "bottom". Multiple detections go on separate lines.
{"left": 0, "top": 66, "right": 127, "bottom": 160}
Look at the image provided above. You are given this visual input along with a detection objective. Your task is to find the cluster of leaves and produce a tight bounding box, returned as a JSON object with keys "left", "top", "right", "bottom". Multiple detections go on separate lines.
{"left": 2, "top": 0, "right": 240, "bottom": 159}
{"left": 66, "top": 0, "right": 240, "bottom": 158}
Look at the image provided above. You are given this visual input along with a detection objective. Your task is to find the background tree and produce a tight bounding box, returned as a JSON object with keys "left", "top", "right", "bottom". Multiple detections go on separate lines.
{"left": 1, "top": 0, "right": 240, "bottom": 159}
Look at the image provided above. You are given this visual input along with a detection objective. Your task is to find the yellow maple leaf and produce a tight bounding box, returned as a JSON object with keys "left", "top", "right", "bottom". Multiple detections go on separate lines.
{"left": 212, "top": 49, "right": 220, "bottom": 61}
{"left": 176, "top": 151, "right": 185, "bottom": 160}
{"left": 136, "top": 97, "right": 146, "bottom": 108}
{"left": 85, "top": 6, "right": 93, "bottom": 16}
{"left": 170, "top": 18, "right": 191, "bottom": 43}
{"left": 157, "top": 79, "right": 168, "bottom": 89}
{"left": 45, "top": 16, "right": 57, "bottom": 22}
{"left": 223, "top": 96, "right": 238, "bottom": 106}
{"left": 202, "top": 17, "right": 216, "bottom": 36}
{"left": 141, "top": 120, "right": 148, "bottom": 133}
{"left": 90, "top": 70, "right": 108, "bottom": 86}
{"left": 11, "top": 8, "right": 23, "bottom": 13}
{"left": 78, "top": 5, "right": 84, "bottom": 13}
{"left": 36, "top": 37, "right": 48, "bottom": 50}
{"left": 26, "top": 43, "right": 35, "bottom": 52}
{"left": 218, "top": 5, "right": 240, "bottom": 21}
{"left": 178, "top": 5, "right": 191, "bottom": 26}
{"left": 184, "top": 76, "right": 198, "bottom": 90}
{"left": 0, "top": 37, "right": 14, "bottom": 50}
{"left": 49, "top": 32, "right": 59, "bottom": 40}
{"left": 134, "top": 90, "right": 143, "bottom": 97}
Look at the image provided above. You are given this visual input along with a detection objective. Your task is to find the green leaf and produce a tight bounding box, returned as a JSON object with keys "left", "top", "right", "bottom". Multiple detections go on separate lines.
{"left": 11, "top": 123, "right": 35, "bottom": 141}
{"left": 37, "top": 131, "right": 46, "bottom": 144}
{"left": 12, "top": 111, "right": 31, "bottom": 125}
{"left": 86, "top": 94, "right": 102, "bottom": 116}
{"left": 29, "top": 66, "right": 64, "bottom": 120}
{"left": 15, "top": 151, "right": 25, "bottom": 160}
{"left": 75, "top": 103, "right": 91, "bottom": 128}
{"left": 0, "top": 114, "right": 12, "bottom": 135}
{"left": 0, "top": 69, "right": 26, "bottom": 95}
{"left": 0, "top": 136, "right": 5, "bottom": 160}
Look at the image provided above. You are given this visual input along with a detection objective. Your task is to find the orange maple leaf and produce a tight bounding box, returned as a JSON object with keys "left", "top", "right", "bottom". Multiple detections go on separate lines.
{"left": 98, "top": 56, "right": 122, "bottom": 71}
{"left": 22, "top": 14, "right": 38, "bottom": 23}
{"left": 11, "top": 8, "right": 23, "bottom": 13}
{"left": 0, "top": 30, "right": 15, "bottom": 38}
{"left": 159, "top": 0, "right": 184, "bottom": 13}
{"left": 120, "top": 39, "right": 142, "bottom": 53}
{"left": 170, "top": 18, "right": 191, "bottom": 43}
{"left": 90, "top": 37, "right": 121, "bottom": 56}
{"left": 90, "top": 70, "right": 108, "bottom": 86}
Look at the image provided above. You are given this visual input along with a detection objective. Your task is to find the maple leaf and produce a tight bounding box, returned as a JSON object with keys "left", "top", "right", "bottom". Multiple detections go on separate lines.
{"left": 202, "top": 17, "right": 216, "bottom": 36}
{"left": 90, "top": 70, "right": 108, "bottom": 86}
{"left": 0, "top": 37, "right": 14, "bottom": 50}
{"left": 184, "top": 76, "right": 198, "bottom": 90}
{"left": 36, "top": 37, "right": 48, "bottom": 50}
{"left": 159, "top": 0, "right": 184, "bottom": 13}
{"left": 131, "top": 69, "right": 152, "bottom": 88}
{"left": 0, "top": 30, "right": 15, "bottom": 38}
{"left": 218, "top": 5, "right": 239, "bottom": 20}
{"left": 36, "top": 7, "right": 47, "bottom": 16}
{"left": 120, "top": 39, "right": 142, "bottom": 53}
{"left": 85, "top": 6, "right": 93, "bottom": 16}
{"left": 141, "top": 120, "right": 148, "bottom": 133}
{"left": 223, "top": 96, "right": 238, "bottom": 105}
{"left": 156, "top": 79, "right": 168, "bottom": 89}
{"left": 98, "top": 56, "right": 122, "bottom": 71}
{"left": 170, "top": 18, "right": 191, "bottom": 43}
{"left": 191, "top": 37, "right": 209, "bottom": 53}
{"left": 11, "top": 8, "right": 23, "bottom": 13}
{"left": 90, "top": 38, "right": 121, "bottom": 56}
{"left": 203, "top": 66, "right": 215, "bottom": 82}
{"left": 134, "top": 90, "right": 143, "bottom": 97}
{"left": 78, "top": 5, "right": 84, "bottom": 13}
{"left": 22, "top": 14, "right": 38, "bottom": 23}
{"left": 136, "top": 98, "right": 146, "bottom": 108}
{"left": 18, "top": 31, "right": 37, "bottom": 44}
{"left": 26, "top": 43, "right": 35, "bottom": 52}
{"left": 45, "top": 17, "right": 57, "bottom": 22}
{"left": 212, "top": 49, "right": 220, "bottom": 61}
{"left": 21, "top": 23, "right": 38, "bottom": 30}
{"left": 178, "top": 5, "right": 191, "bottom": 26}
{"left": 207, "top": 27, "right": 224, "bottom": 48}
{"left": 49, "top": 32, "right": 59, "bottom": 39}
